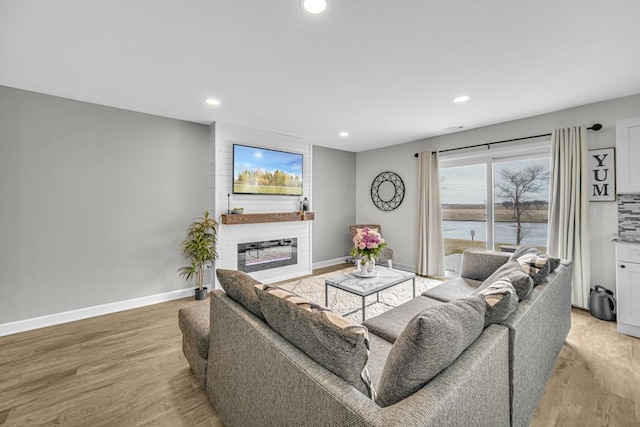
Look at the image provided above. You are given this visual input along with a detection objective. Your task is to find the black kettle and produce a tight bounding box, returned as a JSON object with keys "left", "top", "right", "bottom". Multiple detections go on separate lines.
{"left": 589, "top": 285, "right": 617, "bottom": 322}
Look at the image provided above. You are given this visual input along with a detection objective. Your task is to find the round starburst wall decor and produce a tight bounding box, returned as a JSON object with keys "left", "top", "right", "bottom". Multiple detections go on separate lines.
{"left": 370, "top": 171, "right": 405, "bottom": 211}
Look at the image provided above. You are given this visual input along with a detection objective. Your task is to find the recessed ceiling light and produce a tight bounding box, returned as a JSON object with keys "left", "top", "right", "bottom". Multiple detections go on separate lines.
{"left": 339, "top": 131, "right": 349, "bottom": 137}
{"left": 302, "top": 0, "right": 327, "bottom": 14}
{"left": 454, "top": 95, "right": 470, "bottom": 103}
{"left": 205, "top": 98, "right": 221, "bottom": 106}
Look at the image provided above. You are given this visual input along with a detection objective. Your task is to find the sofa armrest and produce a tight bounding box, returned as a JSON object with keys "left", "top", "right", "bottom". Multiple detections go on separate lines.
{"left": 381, "top": 325, "right": 510, "bottom": 427}
{"left": 460, "top": 249, "right": 511, "bottom": 281}
{"left": 207, "top": 290, "right": 383, "bottom": 427}
{"left": 499, "top": 260, "right": 572, "bottom": 427}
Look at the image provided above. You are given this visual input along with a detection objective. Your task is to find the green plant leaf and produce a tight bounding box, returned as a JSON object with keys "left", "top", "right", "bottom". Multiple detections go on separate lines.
{"left": 178, "top": 211, "right": 219, "bottom": 290}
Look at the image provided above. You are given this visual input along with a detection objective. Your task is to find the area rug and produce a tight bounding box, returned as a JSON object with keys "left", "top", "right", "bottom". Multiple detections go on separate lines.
{"left": 278, "top": 267, "right": 443, "bottom": 322}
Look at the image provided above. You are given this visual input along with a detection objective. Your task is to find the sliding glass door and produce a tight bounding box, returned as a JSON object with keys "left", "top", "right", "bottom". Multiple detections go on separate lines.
{"left": 439, "top": 147, "right": 550, "bottom": 274}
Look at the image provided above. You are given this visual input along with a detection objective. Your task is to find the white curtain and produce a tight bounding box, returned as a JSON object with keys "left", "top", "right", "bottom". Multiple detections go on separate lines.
{"left": 548, "top": 126, "right": 591, "bottom": 308}
{"left": 417, "top": 151, "right": 445, "bottom": 276}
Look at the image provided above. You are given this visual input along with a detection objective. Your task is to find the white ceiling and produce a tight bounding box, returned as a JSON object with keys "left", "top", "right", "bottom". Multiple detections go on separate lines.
{"left": 2, "top": 1, "right": 640, "bottom": 152}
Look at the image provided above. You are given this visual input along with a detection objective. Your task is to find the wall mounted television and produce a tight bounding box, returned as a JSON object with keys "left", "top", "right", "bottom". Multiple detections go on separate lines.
{"left": 232, "top": 144, "right": 303, "bottom": 196}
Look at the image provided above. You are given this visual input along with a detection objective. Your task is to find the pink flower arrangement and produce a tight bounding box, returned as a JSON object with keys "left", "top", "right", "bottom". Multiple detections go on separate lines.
{"left": 350, "top": 227, "right": 387, "bottom": 263}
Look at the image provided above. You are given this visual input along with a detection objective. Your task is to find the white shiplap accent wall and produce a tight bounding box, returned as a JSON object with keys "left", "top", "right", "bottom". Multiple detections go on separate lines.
{"left": 210, "top": 122, "right": 313, "bottom": 284}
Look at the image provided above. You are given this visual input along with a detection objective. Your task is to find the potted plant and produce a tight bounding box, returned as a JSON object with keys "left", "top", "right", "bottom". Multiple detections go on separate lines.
{"left": 178, "top": 211, "right": 218, "bottom": 300}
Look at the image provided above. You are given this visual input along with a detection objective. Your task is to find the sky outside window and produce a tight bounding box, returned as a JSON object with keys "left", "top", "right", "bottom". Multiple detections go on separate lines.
{"left": 440, "top": 164, "right": 486, "bottom": 204}
{"left": 440, "top": 158, "right": 550, "bottom": 205}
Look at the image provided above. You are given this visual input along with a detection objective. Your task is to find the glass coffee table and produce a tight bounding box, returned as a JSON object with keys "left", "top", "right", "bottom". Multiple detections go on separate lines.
{"left": 324, "top": 266, "right": 416, "bottom": 321}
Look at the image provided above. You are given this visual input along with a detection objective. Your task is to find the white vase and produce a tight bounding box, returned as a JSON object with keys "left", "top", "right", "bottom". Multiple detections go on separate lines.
{"left": 367, "top": 258, "right": 375, "bottom": 273}
{"left": 360, "top": 260, "right": 368, "bottom": 273}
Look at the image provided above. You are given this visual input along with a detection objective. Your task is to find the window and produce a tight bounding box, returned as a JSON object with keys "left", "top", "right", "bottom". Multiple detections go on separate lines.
{"left": 440, "top": 163, "right": 488, "bottom": 255}
{"left": 439, "top": 142, "right": 550, "bottom": 275}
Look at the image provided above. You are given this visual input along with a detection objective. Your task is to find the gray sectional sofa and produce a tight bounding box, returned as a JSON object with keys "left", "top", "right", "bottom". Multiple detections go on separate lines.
{"left": 178, "top": 248, "right": 572, "bottom": 427}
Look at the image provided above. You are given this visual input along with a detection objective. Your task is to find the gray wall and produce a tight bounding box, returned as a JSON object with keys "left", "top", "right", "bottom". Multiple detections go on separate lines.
{"left": 312, "top": 146, "right": 356, "bottom": 263}
{"left": 0, "top": 86, "right": 210, "bottom": 324}
{"left": 356, "top": 93, "right": 640, "bottom": 289}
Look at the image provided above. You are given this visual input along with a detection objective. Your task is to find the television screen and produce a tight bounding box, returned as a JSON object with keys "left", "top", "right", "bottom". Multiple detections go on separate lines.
{"left": 233, "top": 144, "right": 303, "bottom": 196}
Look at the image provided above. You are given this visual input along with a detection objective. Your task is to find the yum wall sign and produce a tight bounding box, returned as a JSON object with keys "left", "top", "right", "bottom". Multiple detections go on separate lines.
{"left": 589, "top": 147, "right": 616, "bottom": 202}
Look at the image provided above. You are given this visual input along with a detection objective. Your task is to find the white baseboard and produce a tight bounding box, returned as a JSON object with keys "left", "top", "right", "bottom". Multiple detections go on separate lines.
{"left": 617, "top": 322, "right": 640, "bottom": 338}
{"left": 313, "top": 256, "right": 351, "bottom": 269}
{"left": 392, "top": 262, "right": 416, "bottom": 273}
{"left": 0, "top": 287, "right": 202, "bottom": 337}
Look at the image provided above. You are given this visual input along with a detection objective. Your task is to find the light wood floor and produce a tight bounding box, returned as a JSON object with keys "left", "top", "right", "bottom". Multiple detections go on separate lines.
{"left": 1, "top": 269, "right": 639, "bottom": 426}
{"left": 531, "top": 308, "right": 640, "bottom": 426}
{"left": 0, "top": 298, "right": 222, "bottom": 426}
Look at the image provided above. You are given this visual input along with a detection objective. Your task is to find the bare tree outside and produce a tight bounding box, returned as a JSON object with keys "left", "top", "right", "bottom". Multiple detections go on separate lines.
{"left": 495, "top": 163, "right": 549, "bottom": 244}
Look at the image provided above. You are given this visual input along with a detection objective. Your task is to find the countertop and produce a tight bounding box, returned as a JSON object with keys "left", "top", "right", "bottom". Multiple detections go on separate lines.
{"left": 611, "top": 234, "right": 640, "bottom": 244}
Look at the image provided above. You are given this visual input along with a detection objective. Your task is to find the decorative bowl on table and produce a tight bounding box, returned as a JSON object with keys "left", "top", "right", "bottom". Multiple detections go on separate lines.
{"left": 231, "top": 208, "right": 244, "bottom": 214}
{"left": 352, "top": 269, "right": 379, "bottom": 278}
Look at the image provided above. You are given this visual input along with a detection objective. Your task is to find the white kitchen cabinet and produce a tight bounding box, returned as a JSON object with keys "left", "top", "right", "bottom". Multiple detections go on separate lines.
{"left": 615, "top": 117, "right": 640, "bottom": 193}
{"left": 615, "top": 243, "right": 640, "bottom": 337}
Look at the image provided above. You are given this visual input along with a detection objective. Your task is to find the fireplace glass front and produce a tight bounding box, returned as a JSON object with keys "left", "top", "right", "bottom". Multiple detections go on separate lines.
{"left": 237, "top": 238, "right": 298, "bottom": 273}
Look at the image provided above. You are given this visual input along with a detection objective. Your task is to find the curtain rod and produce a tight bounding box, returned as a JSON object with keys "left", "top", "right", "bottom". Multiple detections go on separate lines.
{"left": 413, "top": 123, "right": 603, "bottom": 157}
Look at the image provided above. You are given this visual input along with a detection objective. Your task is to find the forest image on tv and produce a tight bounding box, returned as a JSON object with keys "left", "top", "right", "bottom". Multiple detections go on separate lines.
{"left": 233, "top": 145, "right": 303, "bottom": 196}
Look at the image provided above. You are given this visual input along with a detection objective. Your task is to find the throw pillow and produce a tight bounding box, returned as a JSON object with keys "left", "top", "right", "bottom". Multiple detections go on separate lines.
{"left": 513, "top": 252, "right": 550, "bottom": 285}
{"left": 548, "top": 257, "right": 561, "bottom": 273}
{"left": 510, "top": 245, "right": 561, "bottom": 273}
{"left": 478, "top": 261, "right": 534, "bottom": 301}
{"left": 356, "top": 227, "right": 379, "bottom": 234}
{"left": 478, "top": 278, "right": 518, "bottom": 327}
{"left": 255, "top": 284, "right": 376, "bottom": 400}
{"left": 216, "top": 269, "right": 264, "bottom": 320}
{"left": 376, "top": 296, "right": 486, "bottom": 407}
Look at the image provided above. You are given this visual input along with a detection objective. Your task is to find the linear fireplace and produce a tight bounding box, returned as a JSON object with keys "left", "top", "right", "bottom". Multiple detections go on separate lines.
{"left": 238, "top": 238, "right": 298, "bottom": 273}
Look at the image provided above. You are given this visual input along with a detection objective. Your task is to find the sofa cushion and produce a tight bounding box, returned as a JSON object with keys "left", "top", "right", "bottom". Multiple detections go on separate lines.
{"left": 363, "top": 296, "right": 444, "bottom": 343}
{"left": 460, "top": 249, "right": 511, "bottom": 281}
{"left": 216, "top": 269, "right": 264, "bottom": 320}
{"left": 479, "top": 261, "right": 534, "bottom": 301}
{"left": 421, "top": 276, "right": 482, "bottom": 302}
{"left": 178, "top": 303, "right": 210, "bottom": 359}
{"left": 478, "top": 278, "right": 519, "bottom": 327}
{"left": 366, "top": 333, "right": 393, "bottom": 390}
{"left": 376, "top": 296, "right": 486, "bottom": 407}
{"left": 255, "top": 284, "right": 376, "bottom": 400}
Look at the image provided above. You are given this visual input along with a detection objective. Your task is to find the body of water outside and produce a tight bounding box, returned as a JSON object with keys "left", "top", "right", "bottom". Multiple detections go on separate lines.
{"left": 443, "top": 220, "right": 548, "bottom": 246}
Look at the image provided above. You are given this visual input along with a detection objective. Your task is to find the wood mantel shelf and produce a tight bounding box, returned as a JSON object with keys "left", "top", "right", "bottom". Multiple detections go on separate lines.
{"left": 221, "top": 211, "right": 315, "bottom": 225}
